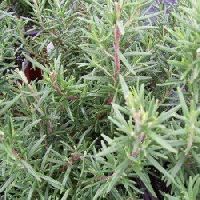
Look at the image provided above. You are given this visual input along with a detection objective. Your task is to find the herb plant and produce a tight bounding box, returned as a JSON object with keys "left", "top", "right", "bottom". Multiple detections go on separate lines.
{"left": 0, "top": 0, "right": 200, "bottom": 199}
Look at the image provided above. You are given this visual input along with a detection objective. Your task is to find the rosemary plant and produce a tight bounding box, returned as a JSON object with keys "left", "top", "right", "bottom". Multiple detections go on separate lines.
{"left": 0, "top": 0, "right": 200, "bottom": 199}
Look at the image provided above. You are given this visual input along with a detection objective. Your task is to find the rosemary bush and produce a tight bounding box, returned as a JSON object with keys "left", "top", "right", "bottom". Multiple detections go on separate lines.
{"left": 0, "top": 0, "right": 200, "bottom": 199}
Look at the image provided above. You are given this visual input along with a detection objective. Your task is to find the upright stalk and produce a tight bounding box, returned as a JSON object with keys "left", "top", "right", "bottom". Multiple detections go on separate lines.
{"left": 113, "top": 2, "right": 122, "bottom": 82}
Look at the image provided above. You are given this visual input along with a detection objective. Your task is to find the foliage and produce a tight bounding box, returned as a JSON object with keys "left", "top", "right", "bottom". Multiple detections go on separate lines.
{"left": 0, "top": 0, "right": 200, "bottom": 199}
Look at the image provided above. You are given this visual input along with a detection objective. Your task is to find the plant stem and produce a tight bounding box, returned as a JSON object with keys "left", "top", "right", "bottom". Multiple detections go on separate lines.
{"left": 114, "top": 25, "right": 121, "bottom": 81}
{"left": 113, "top": 3, "right": 121, "bottom": 82}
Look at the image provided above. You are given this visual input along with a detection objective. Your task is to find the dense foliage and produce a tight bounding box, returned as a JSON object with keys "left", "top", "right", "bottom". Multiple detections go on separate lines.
{"left": 0, "top": 0, "right": 200, "bottom": 199}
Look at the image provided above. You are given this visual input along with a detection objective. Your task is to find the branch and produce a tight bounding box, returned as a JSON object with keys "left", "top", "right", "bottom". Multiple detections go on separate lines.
{"left": 113, "top": 3, "right": 122, "bottom": 82}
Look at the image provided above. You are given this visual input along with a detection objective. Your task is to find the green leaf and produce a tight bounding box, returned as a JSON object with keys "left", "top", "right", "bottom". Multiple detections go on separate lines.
{"left": 106, "top": 159, "right": 129, "bottom": 193}
{"left": 157, "top": 105, "right": 181, "bottom": 124}
{"left": 23, "top": 53, "right": 48, "bottom": 73}
{"left": 8, "top": 116, "right": 15, "bottom": 138}
{"left": 137, "top": 172, "right": 156, "bottom": 197}
{"left": 42, "top": 175, "right": 63, "bottom": 190}
{"left": 28, "top": 135, "right": 46, "bottom": 158}
{"left": 177, "top": 87, "right": 189, "bottom": 116}
{"left": 23, "top": 119, "right": 41, "bottom": 133}
{"left": 119, "top": 75, "right": 129, "bottom": 99}
{"left": 156, "top": 45, "right": 176, "bottom": 53}
{"left": 21, "top": 160, "right": 41, "bottom": 181}
{"left": 96, "top": 145, "right": 117, "bottom": 158}
{"left": 0, "top": 175, "right": 15, "bottom": 193}
{"left": 41, "top": 145, "right": 52, "bottom": 170}
{"left": 124, "top": 51, "right": 152, "bottom": 57}
{"left": 148, "top": 155, "right": 176, "bottom": 185}
{"left": 149, "top": 132, "right": 177, "bottom": 153}
{"left": 27, "top": 186, "right": 34, "bottom": 200}
{"left": 93, "top": 184, "right": 107, "bottom": 200}
{"left": 0, "top": 94, "right": 21, "bottom": 116}
{"left": 119, "top": 52, "right": 136, "bottom": 75}
{"left": 61, "top": 189, "right": 70, "bottom": 200}
{"left": 170, "top": 153, "right": 185, "bottom": 179}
